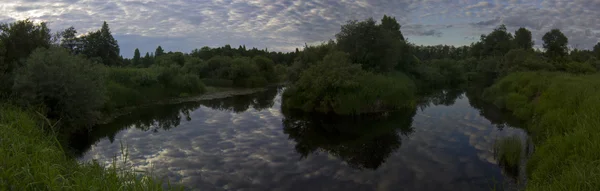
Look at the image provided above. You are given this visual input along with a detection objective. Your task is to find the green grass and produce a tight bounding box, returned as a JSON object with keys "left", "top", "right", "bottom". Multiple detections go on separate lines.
{"left": 494, "top": 135, "right": 522, "bottom": 176}
{"left": 484, "top": 71, "right": 600, "bottom": 190}
{"left": 0, "top": 105, "right": 180, "bottom": 190}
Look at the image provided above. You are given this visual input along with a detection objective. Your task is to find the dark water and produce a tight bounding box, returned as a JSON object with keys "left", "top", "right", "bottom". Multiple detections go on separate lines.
{"left": 72, "top": 88, "right": 526, "bottom": 191}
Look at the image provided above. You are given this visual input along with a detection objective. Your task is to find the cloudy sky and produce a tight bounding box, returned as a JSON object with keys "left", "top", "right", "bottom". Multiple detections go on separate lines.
{"left": 1, "top": 0, "right": 600, "bottom": 57}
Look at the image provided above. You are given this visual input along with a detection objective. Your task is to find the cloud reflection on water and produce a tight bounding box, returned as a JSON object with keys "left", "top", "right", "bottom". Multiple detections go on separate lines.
{"left": 78, "top": 88, "right": 526, "bottom": 191}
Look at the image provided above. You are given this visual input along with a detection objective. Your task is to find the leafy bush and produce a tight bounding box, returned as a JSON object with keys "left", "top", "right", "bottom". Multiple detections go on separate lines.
{"left": 104, "top": 66, "right": 205, "bottom": 109}
{"left": 283, "top": 51, "right": 415, "bottom": 115}
{"left": 561, "top": 61, "right": 596, "bottom": 74}
{"left": 201, "top": 78, "right": 234, "bottom": 87}
{"left": 12, "top": 47, "right": 106, "bottom": 131}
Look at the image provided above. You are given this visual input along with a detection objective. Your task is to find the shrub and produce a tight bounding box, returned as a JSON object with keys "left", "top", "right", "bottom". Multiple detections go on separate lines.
{"left": 282, "top": 51, "right": 415, "bottom": 115}
{"left": 201, "top": 78, "right": 233, "bottom": 87}
{"left": 12, "top": 47, "right": 106, "bottom": 131}
{"left": 562, "top": 61, "right": 596, "bottom": 74}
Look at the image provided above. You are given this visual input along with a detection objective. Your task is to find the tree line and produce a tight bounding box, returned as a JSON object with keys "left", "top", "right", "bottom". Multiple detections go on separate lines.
{"left": 0, "top": 19, "right": 288, "bottom": 133}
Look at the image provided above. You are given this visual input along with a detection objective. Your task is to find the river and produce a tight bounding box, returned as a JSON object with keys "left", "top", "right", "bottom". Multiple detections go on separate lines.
{"left": 70, "top": 87, "right": 527, "bottom": 191}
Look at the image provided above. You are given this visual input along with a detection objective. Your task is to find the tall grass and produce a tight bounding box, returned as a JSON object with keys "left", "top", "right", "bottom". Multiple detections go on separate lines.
{"left": 0, "top": 105, "right": 180, "bottom": 190}
{"left": 484, "top": 71, "right": 600, "bottom": 190}
{"left": 494, "top": 135, "right": 522, "bottom": 177}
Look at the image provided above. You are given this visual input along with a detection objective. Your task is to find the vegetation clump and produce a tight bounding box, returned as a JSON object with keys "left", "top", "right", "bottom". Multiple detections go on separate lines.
{"left": 0, "top": 105, "right": 178, "bottom": 190}
{"left": 283, "top": 51, "right": 415, "bottom": 114}
{"left": 494, "top": 135, "right": 523, "bottom": 176}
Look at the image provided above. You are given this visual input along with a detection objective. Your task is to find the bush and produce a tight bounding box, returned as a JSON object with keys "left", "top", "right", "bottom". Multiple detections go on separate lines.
{"left": 282, "top": 51, "right": 415, "bottom": 115}
{"left": 12, "top": 47, "right": 106, "bottom": 131}
{"left": 562, "top": 61, "right": 596, "bottom": 74}
{"left": 104, "top": 66, "right": 206, "bottom": 110}
{"left": 201, "top": 78, "right": 233, "bottom": 87}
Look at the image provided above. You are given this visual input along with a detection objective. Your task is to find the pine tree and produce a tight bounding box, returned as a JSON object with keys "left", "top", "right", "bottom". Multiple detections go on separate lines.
{"left": 133, "top": 48, "right": 141, "bottom": 66}
{"left": 155, "top": 46, "right": 165, "bottom": 57}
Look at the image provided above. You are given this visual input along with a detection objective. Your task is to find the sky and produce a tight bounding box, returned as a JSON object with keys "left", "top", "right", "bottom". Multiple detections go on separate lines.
{"left": 1, "top": 0, "right": 600, "bottom": 58}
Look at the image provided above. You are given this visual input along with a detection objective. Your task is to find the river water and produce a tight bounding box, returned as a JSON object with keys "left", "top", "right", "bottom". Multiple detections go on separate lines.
{"left": 71, "top": 87, "right": 527, "bottom": 191}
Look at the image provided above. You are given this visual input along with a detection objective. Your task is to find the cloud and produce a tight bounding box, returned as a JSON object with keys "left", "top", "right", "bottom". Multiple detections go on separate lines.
{"left": 80, "top": 91, "right": 527, "bottom": 190}
{"left": 470, "top": 17, "right": 501, "bottom": 27}
{"left": 465, "top": 2, "right": 492, "bottom": 10}
{"left": 1, "top": 0, "right": 600, "bottom": 56}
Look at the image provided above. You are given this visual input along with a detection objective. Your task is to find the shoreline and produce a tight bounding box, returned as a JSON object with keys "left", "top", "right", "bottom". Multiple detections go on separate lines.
{"left": 97, "top": 87, "right": 270, "bottom": 125}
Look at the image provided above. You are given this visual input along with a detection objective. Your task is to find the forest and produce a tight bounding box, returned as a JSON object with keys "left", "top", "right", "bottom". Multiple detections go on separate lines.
{"left": 1, "top": 14, "right": 600, "bottom": 190}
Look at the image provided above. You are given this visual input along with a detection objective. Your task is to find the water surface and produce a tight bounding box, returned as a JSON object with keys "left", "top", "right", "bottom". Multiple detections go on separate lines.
{"left": 73, "top": 88, "right": 526, "bottom": 191}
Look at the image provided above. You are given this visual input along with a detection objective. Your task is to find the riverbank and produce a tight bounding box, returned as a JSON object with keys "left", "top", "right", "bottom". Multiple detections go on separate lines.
{"left": 98, "top": 86, "right": 274, "bottom": 125}
{"left": 0, "top": 105, "right": 178, "bottom": 190}
{"left": 483, "top": 71, "right": 600, "bottom": 190}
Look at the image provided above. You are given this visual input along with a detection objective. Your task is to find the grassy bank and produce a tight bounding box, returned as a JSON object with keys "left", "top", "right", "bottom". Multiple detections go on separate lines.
{"left": 0, "top": 105, "right": 177, "bottom": 190}
{"left": 484, "top": 71, "right": 600, "bottom": 190}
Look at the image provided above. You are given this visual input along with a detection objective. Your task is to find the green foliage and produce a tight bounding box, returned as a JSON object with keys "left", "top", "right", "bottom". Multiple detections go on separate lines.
{"left": 479, "top": 25, "right": 514, "bottom": 57}
{"left": 513, "top": 27, "right": 534, "bottom": 50}
{"left": 0, "top": 19, "right": 52, "bottom": 95}
{"left": 253, "top": 56, "right": 277, "bottom": 82}
{"left": 155, "top": 45, "right": 165, "bottom": 57}
{"left": 484, "top": 72, "right": 600, "bottom": 190}
{"left": 81, "top": 21, "right": 120, "bottom": 66}
{"left": 0, "top": 19, "right": 52, "bottom": 67}
{"left": 542, "top": 29, "right": 569, "bottom": 60}
{"left": 12, "top": 47, "right": 106, "bottom": 131}
{"left": 494, "top": 136, "right": 523, "bottom": 176}
{"left": 288, "top": 42, "right": 336, "bottom": 82}
{"left": 0, "top": 105, "right": 178, "bottom": 190}
{"left": 502, "top": 49, "right": 554, "bottom": 74}
{"left": 105, "top": 66, "right": 206, "bottom": 110}
{"left": 133, "top": 48, "right": 141, "bottom": 66}
{"left": 412, "top": 59, "right": 466, "bottom": 89}
{"left": 559, "top": 61, "right": 596, "bottom": 74}
{"left": 594, "top": 42, "right": 600, "bottom": 59}
{"left": 380, "top": 15, "right": 405, "bottom": 41}
{"left": 283, "top": 51, "right": 415, "bottom": 115}
{"left": 335, "top": 17, "right": 406, "bottom": 73}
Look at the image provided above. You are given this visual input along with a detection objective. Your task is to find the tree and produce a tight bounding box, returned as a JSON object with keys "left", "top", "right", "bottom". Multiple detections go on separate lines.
{"left": 142, "top": 52, "right": 152, "bottom": 67}
{"left": 12, "top": 47, "right": 106, "bottom": 131}
{"left": 480, "top": 25, "right": 514, "bottom": 57}
{"left": 514, "top": 27, "right": 534, "bottom": 50}
{"left": 335, "top": 17, "right": 404, "bottom": 73}
{"left": 542, "top": 29, "right": 569, "bottom": 59}
{"left": 133, "top": 48, "right": 141, "bottom": 66}
{"left": 0, "top": 19, "right": 52, "bottom": 69}
{"left": 593, "top": 42, "right": 600, "bottom": 59}
{"left": 0, "top": 19, "right": 52, "bottom": 95}
{"left": 155, "top": 45, "right": 165, "bottom": 57}
{"left": 60, "top": 26, "right": 82, "bottom": 54}
{"left": 380, "top": 15, "right": 405, "bottom": 41}
{"left": 81, "top": 21, "right": 121, "bottom": 66}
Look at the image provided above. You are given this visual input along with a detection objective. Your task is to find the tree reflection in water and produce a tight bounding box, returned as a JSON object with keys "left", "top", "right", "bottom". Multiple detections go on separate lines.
{"left": 281, "top": 108, "right": 416, "bottom": 170}
{"left": 67, "top": 88, "right": 280, "bottom": 157}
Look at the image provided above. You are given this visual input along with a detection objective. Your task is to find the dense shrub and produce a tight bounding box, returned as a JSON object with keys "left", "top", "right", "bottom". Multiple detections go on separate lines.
{"left": 12, "top": 47, "right": 106, "bottom": 131}
{"left": 282, "top": 51, "right": 415, "bottom": 115}
{"left": 104, "top": 66, "right": 206, "bottom": 109}
{"left": 560, "top": 61, "right": 596, "bottom": 74}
